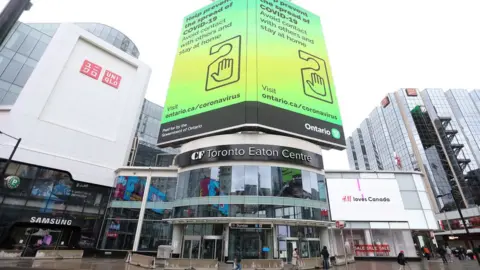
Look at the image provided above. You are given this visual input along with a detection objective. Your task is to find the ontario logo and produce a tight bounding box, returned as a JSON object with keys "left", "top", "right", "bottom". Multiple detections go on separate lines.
{"left": 342, "top": 179, "right": 391, "bottom": 203}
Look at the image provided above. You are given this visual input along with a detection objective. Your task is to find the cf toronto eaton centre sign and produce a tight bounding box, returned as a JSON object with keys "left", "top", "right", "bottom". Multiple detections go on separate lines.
{"left": 176, "top": 144, "right": 323, "bottom": 169}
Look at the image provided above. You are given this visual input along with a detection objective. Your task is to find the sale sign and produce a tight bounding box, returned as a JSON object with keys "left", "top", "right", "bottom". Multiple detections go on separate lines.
{"left": 80, "top": 60, "right": 102, "bottom": 80}
{"left": 102, "top": 70, "right": 122, "bottom": 89}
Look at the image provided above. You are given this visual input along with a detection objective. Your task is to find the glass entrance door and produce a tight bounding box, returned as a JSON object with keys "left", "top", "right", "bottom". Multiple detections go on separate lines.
{"left": 278, "top": 238, "right": 298, "bottom": 263}
{"left": 182, "top": 236, "right": 201, "bottom": 259}
{"left": 202, "top": 236, "right": 222, "bottom": 259}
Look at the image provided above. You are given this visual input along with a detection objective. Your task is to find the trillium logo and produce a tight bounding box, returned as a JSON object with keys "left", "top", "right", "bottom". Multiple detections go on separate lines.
{"left": 331, "top": 128, "right": 341, "bottom": 139}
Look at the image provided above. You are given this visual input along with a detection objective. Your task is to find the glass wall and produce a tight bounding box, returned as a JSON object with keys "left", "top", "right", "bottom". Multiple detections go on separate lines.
{"left": 174, "top": 165, "right": 328, "bottom": 221}
{"left": 0, "top": 159, "right": 109, "bottom": 253}
{"left": 99, "top": 176, "right": 175, "bottom": 251}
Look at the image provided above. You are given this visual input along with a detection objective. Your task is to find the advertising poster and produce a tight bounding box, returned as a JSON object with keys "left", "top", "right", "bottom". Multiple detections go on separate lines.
{"left": 255, "top": 0, "right": 343, "bottom": 148}
{"left": 159, "top": 0, "right": 248, "bottom": 144}
{"left": 114, "top": 176, "right": 168, "bottom": 214}
{"left": 159, "top": 0, "right": 345, "bottom": 149}
{"left": 199, "top": 177, "right": 229, "bottom": 216}
{"left": 327, "top": 178, "right": 407, "bottom": 222}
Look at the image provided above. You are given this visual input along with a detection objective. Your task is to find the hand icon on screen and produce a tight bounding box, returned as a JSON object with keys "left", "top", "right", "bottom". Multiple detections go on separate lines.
{"left": 211, "top": 58, "right": 234, "bottom": 82}
{"left": 205, "top": 36, "right": 241, "bottom": 91}
{"left": 306, "top": 73, "right": 327, "bottom": 96}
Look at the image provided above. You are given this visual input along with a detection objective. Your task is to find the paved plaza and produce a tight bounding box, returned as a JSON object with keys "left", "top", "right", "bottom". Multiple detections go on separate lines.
{"left": 0, "top": 259, "right": 478, "bottom": 270}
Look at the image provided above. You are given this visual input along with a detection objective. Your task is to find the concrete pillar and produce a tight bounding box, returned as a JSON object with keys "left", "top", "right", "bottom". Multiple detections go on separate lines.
{"left": 172, "top": 224, "right": 184, "bottom": 257}
{"left": 273, "top": 225, "right": 278, "bottom": 258}
{"left": 320, "top": 228, "right": 330, "bottom": 250}
{"left": 133, "top": 173, "right": 152, "bottom": 251}
{"left": 223, "top": 225, "right": 229, "bottom": 261}
{"left": 364, "top": 229, "right": 374, "bottom": 256}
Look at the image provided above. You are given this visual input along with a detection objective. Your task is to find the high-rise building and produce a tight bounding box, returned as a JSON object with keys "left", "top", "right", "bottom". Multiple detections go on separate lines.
{"left": 347, "top": 88, "right": 480, "bottom": 245}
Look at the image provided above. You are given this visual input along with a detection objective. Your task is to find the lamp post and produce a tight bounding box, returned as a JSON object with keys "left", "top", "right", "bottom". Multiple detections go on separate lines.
{"left": 0, "top": 131, "right": 21, "bottom": 182}
{"left": 437, "top": 191, "right": 480, "bottom": 264}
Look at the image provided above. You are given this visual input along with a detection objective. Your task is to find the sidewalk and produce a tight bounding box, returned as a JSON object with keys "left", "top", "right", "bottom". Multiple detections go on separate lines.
{"left": 0, "top": 258, "right": 478, "bottom": 270}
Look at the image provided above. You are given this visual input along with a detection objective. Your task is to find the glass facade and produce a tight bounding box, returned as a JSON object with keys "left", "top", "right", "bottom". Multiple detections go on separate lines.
{"left": 0, "top": 22, "right": 139, "bottom": 106}
{"left": 100, "top": 165, "right": 330, "bottom": 258}
{"left": 0, "top": 159, "right": 110, "bottom": 256}
{"left": 129, "top": 99, "right": 178, "bottom": 167}
{"left": 174, "top": 166, "right": 329, "bottom": 220}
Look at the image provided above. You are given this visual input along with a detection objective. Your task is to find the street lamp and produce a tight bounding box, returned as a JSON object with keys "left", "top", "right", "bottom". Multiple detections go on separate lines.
{"left": 0, "top": 131, "right": 22, "bottom": 182}
{"left": 437, "top": 191, "right": 480, "bottom": 264}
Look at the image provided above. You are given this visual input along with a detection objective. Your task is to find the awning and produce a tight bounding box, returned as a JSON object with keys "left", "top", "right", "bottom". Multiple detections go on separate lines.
{"left": 161, "top": 217, "right": 335, "bottom": 227}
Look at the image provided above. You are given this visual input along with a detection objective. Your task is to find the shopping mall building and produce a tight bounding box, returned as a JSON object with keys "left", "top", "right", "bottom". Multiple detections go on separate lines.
{"left": 101, "top": 134, "right": 438, "bottom": 262}
{"left": 0, "top": 0, "right": 439, "bottom": 262}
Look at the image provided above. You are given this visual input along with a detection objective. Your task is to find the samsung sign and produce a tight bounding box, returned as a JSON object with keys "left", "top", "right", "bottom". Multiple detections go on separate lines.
{"left": 29, "top": 217, "right": 73, "bottom": 226}
{"left": 176, "top": 144, "right": 323, "bottom": 169}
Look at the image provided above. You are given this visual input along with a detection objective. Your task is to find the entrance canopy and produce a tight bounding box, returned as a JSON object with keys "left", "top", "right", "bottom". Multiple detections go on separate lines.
{"left": 163, "top": 217, "right": 334, "bottom": 227}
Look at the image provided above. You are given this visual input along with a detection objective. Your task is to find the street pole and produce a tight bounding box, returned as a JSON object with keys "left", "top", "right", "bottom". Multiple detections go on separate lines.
{"left": 0, "top": 137, "right": 21, "bottom": 181}
{"left": 451, "top": 192, "right": 480, "bottom": 265}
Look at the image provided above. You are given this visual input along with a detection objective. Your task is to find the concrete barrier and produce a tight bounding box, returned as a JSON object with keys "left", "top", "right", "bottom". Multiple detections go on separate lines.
{"left": 165, "top": 258, "right": 218, "bottom": 270}
{"left": 241, "top": 259, "right": 283, "bottom": 270}
{"left": 0, "top": 250, "right": 22, "bottom": 259}
{"left": 35, "top": 250, "right": 83, "bottom": 259}
{"left": 299, "top": 257, "right": 320, "bottom": 269}
{"left": 128, "top": 253, "right": 156, "bottom": 269}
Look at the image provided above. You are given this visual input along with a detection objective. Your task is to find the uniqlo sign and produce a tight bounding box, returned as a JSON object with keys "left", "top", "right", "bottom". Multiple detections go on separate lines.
{"left": 102, "top": 70, "right": 122, "bottom": 89}
{"left": 79, "top": 59, "right": 122, "bottom": 89}
{"left": 80, "top": 60, "right": 102, "bottom": 80}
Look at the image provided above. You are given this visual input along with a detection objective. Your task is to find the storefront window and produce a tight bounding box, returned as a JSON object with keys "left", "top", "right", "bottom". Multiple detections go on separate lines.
{"left": 371, "top": 229, "right": 395, "bottom": 257}
{"left": 98, "top": 219, "right": 137, "bottom": 250}
{"left": 392, "top": 230, "right": 417, "bottom": 257}
{"left": 138, "top": 221, "right": 171, "bottom": 251}
{"left": 0, "top": 160, "right": 110, "bottom": 253}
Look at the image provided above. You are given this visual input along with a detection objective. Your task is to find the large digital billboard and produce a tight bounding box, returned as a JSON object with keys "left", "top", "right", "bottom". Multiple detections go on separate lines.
{"left": 159, "top": 0, "right": 345, "bottom": 149}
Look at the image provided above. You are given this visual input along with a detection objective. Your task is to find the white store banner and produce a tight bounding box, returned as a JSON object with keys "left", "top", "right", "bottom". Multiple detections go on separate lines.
{"left": 327, "top": 178, "right": 407, "bottom": 222}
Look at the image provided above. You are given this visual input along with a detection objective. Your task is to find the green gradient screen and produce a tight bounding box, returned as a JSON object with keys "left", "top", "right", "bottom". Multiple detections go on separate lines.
{"left": 159, "top": 0, "right": 344, "bottom": 149}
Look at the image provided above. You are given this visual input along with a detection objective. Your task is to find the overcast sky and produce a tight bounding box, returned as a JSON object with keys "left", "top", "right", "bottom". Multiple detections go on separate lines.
{"left": 11, "top": 0, "right": 480, "bottom": 170}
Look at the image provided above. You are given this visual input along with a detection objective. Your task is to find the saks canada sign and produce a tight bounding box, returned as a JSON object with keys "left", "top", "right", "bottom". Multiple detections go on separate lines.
{"left": 30, "top": 217, "right": 73, "bottom": 226}
{"left": 176, "top": 144, "right": 323, "bottom": 170}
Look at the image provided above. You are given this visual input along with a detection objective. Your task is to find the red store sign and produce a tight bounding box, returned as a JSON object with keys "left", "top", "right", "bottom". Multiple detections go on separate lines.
{"left": 79, "top": 59, "right": 122, "bottom": 89}
{"left": 102, "top": 70, "right": 122, "bottom": 89}
{"left": 80, "top": 60, "right": 102, "bottom": 80}
{"left": 355, "top": 244, "right": 390, "bottom": 255}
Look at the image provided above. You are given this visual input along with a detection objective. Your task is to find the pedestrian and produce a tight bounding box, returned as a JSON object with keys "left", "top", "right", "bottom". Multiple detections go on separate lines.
{"left": 445, "top": 245, "right": 453, "bottom": 262}
{"left": 321, "top": 246, "right": 330, "bottom": 269}
{"left": 458, "top": 246, "right": 465, "bottom": 260}
{"left": 397, "top": 250, "right": 407, "bottom": 270}
{"left": 234, "top": 254, "right": 242, "bottom": 270}
{"left": 292, "top": 248, "right": 299, "bottom": 268}
{"left": 423, "top": 246, "right": 431, "bottom": 260}
{"left": 437, "top": 245, "right": 448, "bottom": 263}
{"left": 466, "top": 248, "right": 474, "bottom": 260}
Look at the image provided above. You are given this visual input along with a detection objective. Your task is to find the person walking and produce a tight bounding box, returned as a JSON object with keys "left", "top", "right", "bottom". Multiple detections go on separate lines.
{"left": 234, "top": 254, "right": 242, "bottom": 270}
{"left": 423, "top": 246, "right": 431, "bottom": 260}
{"left": 292, "top": 248, "right": 299, "bottom": 269}
{"left": 321, "top": 246, "right": 330, "bottom": 269}
{"left": 397, "top": 250, "right": 407, "bottom": 270}
{"left": 445, "top": 245, "right": 453, "bottom": 262}
{"left": 437, "top": 245, "right": 448, "bottom": 263}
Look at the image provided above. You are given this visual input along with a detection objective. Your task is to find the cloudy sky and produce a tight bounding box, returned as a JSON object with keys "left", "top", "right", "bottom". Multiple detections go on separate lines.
{"left": 12, "top": 0, "right": 480, "bottom": 169}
